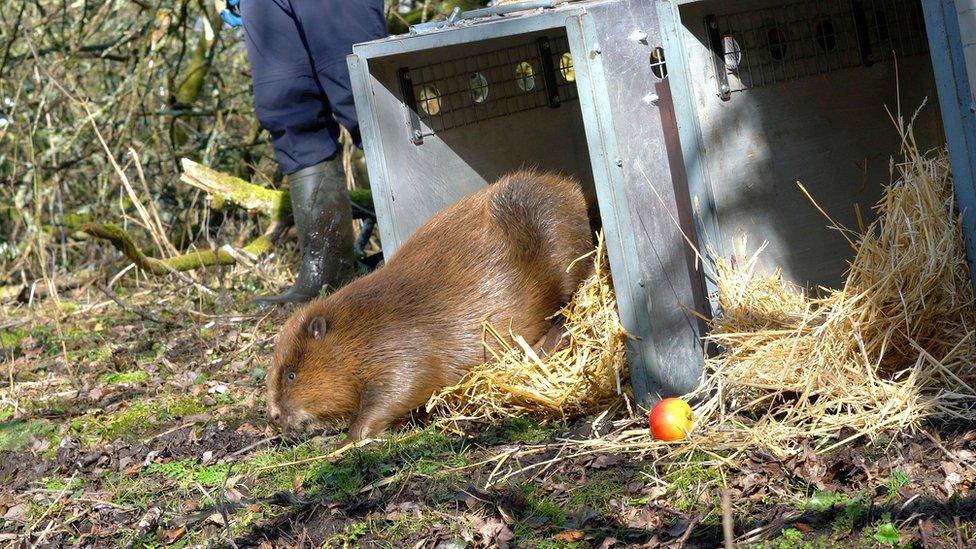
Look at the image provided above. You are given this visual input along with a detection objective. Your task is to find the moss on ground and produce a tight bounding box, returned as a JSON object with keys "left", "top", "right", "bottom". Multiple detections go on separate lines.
{"left": 70, "top": 394, "right": 207, "bottom": 442}
{"left": 99, "top": 370, "right": 149, "bottom": 385}
{"left": 0, "top": 326, "right": 28, "bottom": 348}
{"left": 0, "top": 418, "right": 57, "bottom": 452}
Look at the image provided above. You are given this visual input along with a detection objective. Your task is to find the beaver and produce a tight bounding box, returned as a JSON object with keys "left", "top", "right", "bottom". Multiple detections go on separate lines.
{"left": 267, "top": 170, "right": 594, "bottom": 440}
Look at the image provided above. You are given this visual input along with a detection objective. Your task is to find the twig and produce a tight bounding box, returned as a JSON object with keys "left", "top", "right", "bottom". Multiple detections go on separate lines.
{"left": 675, "top": 514, "right": 701, "bottom": 548}
{"left": 193, "top": 481, "right": 238, "bottom": 549}
{"left": 721, "top": 489, "right": 734, "bottom": 548}
{"left": 232, "top": 435, "right": 280, "bottom": 456}
{"left": 143, "top": 421, "right": 196, "bottom": 443}
{"left": 26, "top": 472, "right": 77, "bottom": 536}
{"left": 922, "top": 430, "right": 976, "bottom": 475}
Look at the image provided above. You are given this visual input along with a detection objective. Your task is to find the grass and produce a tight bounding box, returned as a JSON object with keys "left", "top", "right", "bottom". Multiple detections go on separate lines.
{"left": 566, "top": 472, "right": 622, "bottom": 511}
{"left": 0, "top": 418, "right": 57, "bottom": 452}
{"left": 0, "top": 325, "right": 28, "bottom": 348}
{"left": 144, "top": 460, "right": 232, "bottom": 488}
{"left": 325, "top": 521, "right": 369, "bottom": 548}
{"left": 661, "top": 454, "right": 723, "bottom": 513}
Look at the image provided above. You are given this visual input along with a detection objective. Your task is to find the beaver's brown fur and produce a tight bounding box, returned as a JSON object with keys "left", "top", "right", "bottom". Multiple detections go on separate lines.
{"left": 267, "top": 170, "right": 594, "bottom": 440}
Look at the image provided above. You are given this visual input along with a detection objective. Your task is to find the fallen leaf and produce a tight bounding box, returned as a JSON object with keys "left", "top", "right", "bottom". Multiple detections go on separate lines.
{"left": 3, "top": 503, "right": 28, "bottom": 522}
{"left": 246, "top": 503, "right": 261, "bottom": 513}
{"left": 647, "top": 486, "right": 667, "bottom": 500}
{"left": 478, "top": 516, "right": 513, "bottom": 547}
{"left": 944, "top": 472, "right": 962, "bottom": 497}
{"left": 224, "top": 487, "right": 244, "bottom": 503}
{"left": 163, "top": 526, "right": 186, "bottom": 544}
{"left": 591, "top": 454, "right": 623, "bottom": 469}
{"left": 554, "top": 530, "right": 585, "bottom": 542}
{"left": 236, "top": 422, "right": 262, "bottom": 435}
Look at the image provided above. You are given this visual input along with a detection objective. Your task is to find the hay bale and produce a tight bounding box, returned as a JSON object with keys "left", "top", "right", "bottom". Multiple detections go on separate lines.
{"left": 425, "top": 232, "right": 628, "bottom": 425}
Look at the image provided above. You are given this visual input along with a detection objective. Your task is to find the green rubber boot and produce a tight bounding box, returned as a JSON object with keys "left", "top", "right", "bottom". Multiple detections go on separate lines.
{"left": 253, "top": 159, "right": 355, "bottom": 304}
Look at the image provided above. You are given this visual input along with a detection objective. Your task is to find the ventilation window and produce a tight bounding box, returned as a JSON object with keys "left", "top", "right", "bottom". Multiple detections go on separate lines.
{"left": 649, "top": 47, "right": 668, "bottom": 79}
{"left": 515, "top": 61, "right": 536, "bottom": 91}
{"left": 767, "top": 27, "right": 788, "bottom": 60}
{"left": 722, "top": 35, "right": 742, "bottom": 71}
{"left": 704, "top": 0, "right": 929, "bottom": 96}
{"left": 815, "top": 19, "right": 837, "bottom": 51}
{"left": 871, "top": 10, "right": 889, "bottom": 41}
{"left": 396, "top": 36, "right": 579, "bottom": 141}
{"left": 419, "top": 85, "right": 441, "bottom": 116}
{"left": 559, "top": 53, "right": 575, "bottom": 82}
{"left": 469, "top": 73, "right": 488, "bottom": 104}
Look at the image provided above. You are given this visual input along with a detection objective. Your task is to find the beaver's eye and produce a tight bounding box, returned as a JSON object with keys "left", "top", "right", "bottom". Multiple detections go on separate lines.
{"left": 287, "top": 372, "right": 296, "bottom": 381}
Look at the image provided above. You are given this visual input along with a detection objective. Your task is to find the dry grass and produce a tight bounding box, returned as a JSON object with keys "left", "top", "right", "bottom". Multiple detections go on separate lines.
{"left": 425, "top": 232, "right": 628, "bottom": 427}
{"left": 429, "top": 119, "right": 976, "bottom": 463}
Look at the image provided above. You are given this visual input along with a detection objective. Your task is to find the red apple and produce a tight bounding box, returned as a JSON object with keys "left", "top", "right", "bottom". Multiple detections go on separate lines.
{"left": 648, "top": 398, "right": 694, "bottom": 441}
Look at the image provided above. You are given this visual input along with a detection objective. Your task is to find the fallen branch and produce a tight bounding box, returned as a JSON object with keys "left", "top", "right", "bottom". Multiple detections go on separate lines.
{"left": 180, "top": 159, "right": 288, "bottom": 216}
{"left": 83, "top": 223, "right": 275, "bottom": 275}
{"left": 179, "top": 158, "right": 375, "bottom": 219}
{"left": 86, "top": 160, "right": 375, "bottom": 277}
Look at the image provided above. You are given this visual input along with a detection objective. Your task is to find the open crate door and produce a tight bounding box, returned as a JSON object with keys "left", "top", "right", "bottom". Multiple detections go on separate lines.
{"left": 566, "top": 1, "right": 708, "bottom": 403}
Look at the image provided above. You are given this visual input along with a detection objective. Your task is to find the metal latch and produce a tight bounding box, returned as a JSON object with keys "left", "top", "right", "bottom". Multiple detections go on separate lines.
{"left": 704, "top": 14, "right": 731, "bottom": 101}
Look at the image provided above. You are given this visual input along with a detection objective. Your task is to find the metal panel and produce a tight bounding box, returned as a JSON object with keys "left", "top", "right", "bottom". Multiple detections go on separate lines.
{"left": 348, "top": 53, "right": 401, "bottom": 254}
{"left": 571, "top": 2, "right": 707, "bottom": 401}
{"left": 923, "top": 0, "right": 976, "bottom": 294}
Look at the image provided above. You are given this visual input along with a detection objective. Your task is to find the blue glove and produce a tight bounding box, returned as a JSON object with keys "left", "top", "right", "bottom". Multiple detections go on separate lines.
{"left": 220, "top": 0, "right": 242, "bottom": 28}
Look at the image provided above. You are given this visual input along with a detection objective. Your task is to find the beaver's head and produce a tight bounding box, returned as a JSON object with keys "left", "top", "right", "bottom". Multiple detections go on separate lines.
{"left": 266, "top": 299, "right": 362, "bottom": 431}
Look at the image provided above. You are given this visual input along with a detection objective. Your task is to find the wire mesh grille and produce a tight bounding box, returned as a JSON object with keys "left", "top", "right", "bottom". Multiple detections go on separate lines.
{"left": 398, "top": 35, "right": 578, "bottom": 141}
{"left": 709, "top": 0, "right": 928, "bottom": 94}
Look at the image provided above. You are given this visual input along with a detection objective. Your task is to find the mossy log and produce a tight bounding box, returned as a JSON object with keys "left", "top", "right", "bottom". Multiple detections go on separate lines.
{"left": 179, "top": 159, "right": 374, "bottom": 219}
{"left": 83, "top": 223, "right": 275, "bottom": 274}
{"left": 86, "top": 160, "right": 374, "bottom": 275}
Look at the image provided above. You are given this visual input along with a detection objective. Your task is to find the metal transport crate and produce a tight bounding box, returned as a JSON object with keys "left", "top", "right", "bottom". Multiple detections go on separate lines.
{"left": 348, "top": 0, "right": 976, "bottom": 405}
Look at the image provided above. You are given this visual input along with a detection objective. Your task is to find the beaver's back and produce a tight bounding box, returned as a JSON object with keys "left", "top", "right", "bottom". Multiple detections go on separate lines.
{"left": 369, "top": 170, "right": 593, "bottom": 366}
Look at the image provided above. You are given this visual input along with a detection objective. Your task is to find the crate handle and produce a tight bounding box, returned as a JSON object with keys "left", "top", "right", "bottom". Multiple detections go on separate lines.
{"left": 409, "top": 0, "right": 559, "bottom": 34}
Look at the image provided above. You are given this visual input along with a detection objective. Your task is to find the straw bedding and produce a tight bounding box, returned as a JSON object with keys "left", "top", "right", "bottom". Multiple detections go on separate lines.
{"left": 425, "top": 233, "right": 629, "bottom": 425}
{"left": 427, "top": 121, "right": 976, "bottom": 454}
{"left": 691, "top": 125, "right": 976, "bottom": 454}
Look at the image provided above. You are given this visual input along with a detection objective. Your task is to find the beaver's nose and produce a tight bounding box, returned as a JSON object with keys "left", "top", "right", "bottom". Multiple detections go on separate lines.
{"left": 268, "top": 401, "right": 283, "bottom": 423}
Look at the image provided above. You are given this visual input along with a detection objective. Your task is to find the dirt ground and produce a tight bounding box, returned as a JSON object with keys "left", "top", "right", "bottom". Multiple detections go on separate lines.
{"left": 1, "top": 287, "right": 974, "bottom": 548}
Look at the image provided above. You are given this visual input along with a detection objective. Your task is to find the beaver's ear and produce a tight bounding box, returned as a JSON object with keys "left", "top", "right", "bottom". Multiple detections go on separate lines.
{"left": 306, "top": 316, "right": 328, "bottom": 340}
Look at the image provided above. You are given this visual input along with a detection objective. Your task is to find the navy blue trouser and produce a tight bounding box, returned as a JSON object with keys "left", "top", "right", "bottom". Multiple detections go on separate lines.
{"left": 241, "top": 0, "right": 387, "bottom": 175}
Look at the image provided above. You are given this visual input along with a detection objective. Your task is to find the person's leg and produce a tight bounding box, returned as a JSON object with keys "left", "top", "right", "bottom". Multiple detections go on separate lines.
{"left": 292, "top": 0, "right": 388, "bottom": 146}
{"left": 241, "top": 0, "right": 355, "bottom": 304}
{"left": 241, "top": 0, "right": 341, "bottom": 173}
